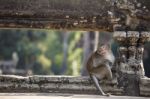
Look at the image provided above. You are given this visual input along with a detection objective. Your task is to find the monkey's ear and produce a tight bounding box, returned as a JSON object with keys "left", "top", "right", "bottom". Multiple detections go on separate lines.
{"left": 97, "top": 42, "right": 102, "bottom": 48}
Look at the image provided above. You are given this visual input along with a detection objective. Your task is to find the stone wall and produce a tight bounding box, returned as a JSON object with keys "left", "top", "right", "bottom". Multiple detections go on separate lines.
{"left": 0, "top": 75, "right": 121, "bottom": 95}
{"left": 140, "top": 78, "right": 150, "bottom": 96}
{"left": 0, "top": 0, "right": 149, "bottom": 31}
{"left": 0, "top": 75, "right": 149, "bottom": 96}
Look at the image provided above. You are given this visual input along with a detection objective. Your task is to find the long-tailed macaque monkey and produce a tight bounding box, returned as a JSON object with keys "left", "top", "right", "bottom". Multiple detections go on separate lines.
{"left": 86, "top": 44, "right": 115, "bottom": 96}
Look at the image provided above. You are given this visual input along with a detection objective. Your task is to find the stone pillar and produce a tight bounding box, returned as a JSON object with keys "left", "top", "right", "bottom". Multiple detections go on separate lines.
{"left": 137, "top": 32, "right": 150, "bottom": 76}
{"left": 113, "top": 31, "right": 150, "bottom": 96}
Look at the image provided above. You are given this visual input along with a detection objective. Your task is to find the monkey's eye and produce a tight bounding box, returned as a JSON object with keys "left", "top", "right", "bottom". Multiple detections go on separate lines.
{"left": 101, "top": 46, "right": 106, "bottom": 49}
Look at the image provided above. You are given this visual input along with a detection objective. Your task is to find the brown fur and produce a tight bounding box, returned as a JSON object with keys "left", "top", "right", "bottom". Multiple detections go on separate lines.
{"left": 86, "top": 44, "right": 115, "bottom": 96}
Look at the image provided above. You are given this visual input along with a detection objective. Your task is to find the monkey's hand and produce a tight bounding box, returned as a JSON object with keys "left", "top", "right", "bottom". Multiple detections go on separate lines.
{"left": 104, "top": 59, "right": 113, "bottom": 68}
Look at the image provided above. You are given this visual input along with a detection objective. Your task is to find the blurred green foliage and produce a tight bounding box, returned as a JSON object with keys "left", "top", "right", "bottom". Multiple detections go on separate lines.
{"left": 67, "top": 32, "right": 83, "bottom": 75}
{"left": 0, "top": 29, "right": 83, "bottom": 75}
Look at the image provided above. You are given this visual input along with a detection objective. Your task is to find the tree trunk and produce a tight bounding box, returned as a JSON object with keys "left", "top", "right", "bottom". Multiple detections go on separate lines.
{"left": 81, "top": 32, "right": 91, "bottom": 76}
{"left": 94, "top": 31, "right": 99, "bottom": 51}
{"left": 61, "top": 32, "right": 69, "bottom": 74}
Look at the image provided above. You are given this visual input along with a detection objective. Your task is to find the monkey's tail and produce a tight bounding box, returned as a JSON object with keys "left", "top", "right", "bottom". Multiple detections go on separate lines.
{"left": 90, "top": 74, "right": 106, "bottom": 96}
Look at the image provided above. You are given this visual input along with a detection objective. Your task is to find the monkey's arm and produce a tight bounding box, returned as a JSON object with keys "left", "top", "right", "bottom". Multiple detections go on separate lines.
{"left": 86, "top": 54, "right": 94, "bottom": 72}
{"left": 97, "top": 59, "right": 113, "bottom": 69}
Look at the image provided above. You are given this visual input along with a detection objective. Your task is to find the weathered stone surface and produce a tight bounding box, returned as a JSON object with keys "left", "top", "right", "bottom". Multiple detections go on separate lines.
{"left": 118, "top": 73, "right": 140, "bottom": 96}
{"left": 0, "top": 75, "right": 122, "bottom": 95}
{"left": 140, "top": 77, "right": 150, "bottom": 96}
{"left": 0, "top": 75, "right": 150, "bottom": 96}
{"left": 0, "top": 0, "right": 149, "bottom": 31}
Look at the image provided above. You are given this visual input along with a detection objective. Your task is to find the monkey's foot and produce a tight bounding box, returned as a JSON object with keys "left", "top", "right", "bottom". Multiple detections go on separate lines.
{"left": 101, "top": 93, "right": 111, "bottom": 97}
{"left": 111, "top": 78, "right": 118, "bottom": 85}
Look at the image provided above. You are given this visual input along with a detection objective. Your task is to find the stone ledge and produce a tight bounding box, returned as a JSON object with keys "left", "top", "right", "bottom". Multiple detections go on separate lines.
{"left": 0, "top": 75, "right": 122, "bottom": 95}
{"left": 0, "top": 75, "right": 150, "bottom": 96}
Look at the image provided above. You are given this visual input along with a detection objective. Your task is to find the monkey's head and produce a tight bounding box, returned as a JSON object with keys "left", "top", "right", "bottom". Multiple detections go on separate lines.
{"left": 96, "top": 44, "right": 110, "bottom": 56}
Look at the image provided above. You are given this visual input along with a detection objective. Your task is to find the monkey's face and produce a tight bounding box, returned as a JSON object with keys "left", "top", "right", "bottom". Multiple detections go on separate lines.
{"left": 97, "top": 45, "right": 108, "bottom": 55}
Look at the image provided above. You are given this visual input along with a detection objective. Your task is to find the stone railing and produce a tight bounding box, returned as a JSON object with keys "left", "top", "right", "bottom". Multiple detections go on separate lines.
{"left": 113, "top": 31, "right": 150, "bottom": 77}
{"left": 0, "top": 75, "right": 149, "bottom": 96}
{"left": 113, "top": 31, "right": 150, "bottom": 96}
{"left": 0, "top": 75, "right": 121, "bottom": 95}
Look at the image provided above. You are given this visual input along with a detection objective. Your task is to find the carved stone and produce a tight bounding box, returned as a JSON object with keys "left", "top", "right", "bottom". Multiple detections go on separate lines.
{"left": 113, "top": 31, "right": 150, "bottom": 96}
{"left": 128, "top": 46, "right": 136, "bottom": 60}
{"left": 113, "top": 31, "right": 127, "bottom": 45}
{"left": 0, "top": 0, "right": 149, "bottom": 31}
{"left": 118, "top": 46, "right": 128, "bottom": 63}
{"left": 127, "top": 31, "right": 139, "bottom": 46}
{"left": 113, "top": 31, "right": 150, "bottom": 76}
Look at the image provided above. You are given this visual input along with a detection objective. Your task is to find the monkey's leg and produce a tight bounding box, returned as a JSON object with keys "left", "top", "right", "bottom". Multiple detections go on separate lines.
{"left": 90, "top": 74, "right": 109, "bottom": 96}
